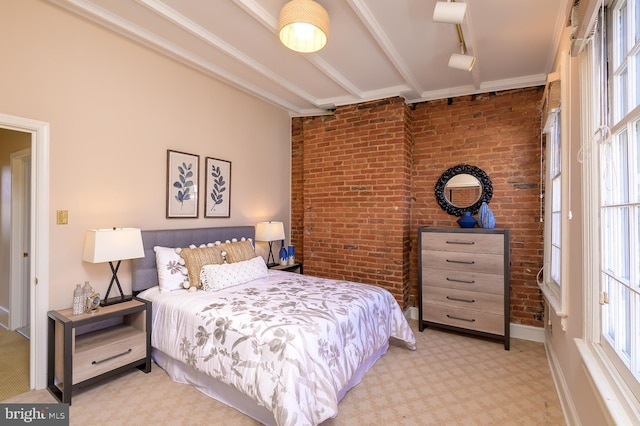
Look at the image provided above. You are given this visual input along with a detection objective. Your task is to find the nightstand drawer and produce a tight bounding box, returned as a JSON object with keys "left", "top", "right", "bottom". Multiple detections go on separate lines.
{"left": 73, "top": 325, "right": 146, "bottom": 384}
{"left": 422, "top": 302, "right": 504, "bottom": 336}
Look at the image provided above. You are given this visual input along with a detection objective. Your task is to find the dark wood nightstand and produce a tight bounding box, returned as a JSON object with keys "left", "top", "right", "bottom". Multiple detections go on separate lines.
{"left": 269, "top": 262, "right": 303, "bottom": 274}
{"left": 47, "top": 298, "right": 151, "bottom": 404}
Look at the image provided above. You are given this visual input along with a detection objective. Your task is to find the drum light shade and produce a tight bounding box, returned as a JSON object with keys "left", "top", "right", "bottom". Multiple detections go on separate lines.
{"left": 449, "top": 52, "right": 476, "bottom": 71}
{"left": 433, "top": 1, "right": 467, "bottom": 24}
{"left": 278, "top": 0, "right": 329, "bottom": 53}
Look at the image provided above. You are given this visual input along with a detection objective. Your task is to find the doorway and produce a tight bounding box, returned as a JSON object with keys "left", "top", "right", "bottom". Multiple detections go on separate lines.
{"left": 0, "top": 113, "right": 50, "bottom": 391}
{"left": 10, "top": 147, "right": 31, "bottom": 339}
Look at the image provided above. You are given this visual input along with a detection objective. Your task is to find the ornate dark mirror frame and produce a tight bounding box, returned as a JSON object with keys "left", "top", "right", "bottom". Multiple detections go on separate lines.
{"left": 434, "top": 164, "right": 493, "bottom": 216}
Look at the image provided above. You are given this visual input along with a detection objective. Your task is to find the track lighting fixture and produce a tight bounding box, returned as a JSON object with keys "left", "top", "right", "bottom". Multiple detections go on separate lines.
{"left": 433, "top": 1, "right": 476, "bottom": 72}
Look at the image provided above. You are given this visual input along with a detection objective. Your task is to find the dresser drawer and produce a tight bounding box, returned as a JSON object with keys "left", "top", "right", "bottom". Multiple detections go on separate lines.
{"left": 422, "top": 268, "right": 504, "bottom": 294}
{"left": 423, "top": 250, "right": 504, "bottom": 275}
{"left": 422, "top": 286, "right": 504, "bottom": 315}
{"left": 73, "top": 325, "right": 146, "bottom": 384}
{"left": 422, "top": 232, "right": 504, "bottom": 255}
{"left": 422, "top": 302, "right": 505, "bottom": 336}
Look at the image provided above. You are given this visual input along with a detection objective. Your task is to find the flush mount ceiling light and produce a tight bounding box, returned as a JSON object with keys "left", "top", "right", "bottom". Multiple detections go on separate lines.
{"left": 433, "top": 0, "right": 476, "bottom": 72}
{"left": 278, "top": 0, "right": 329, "bottom": 53}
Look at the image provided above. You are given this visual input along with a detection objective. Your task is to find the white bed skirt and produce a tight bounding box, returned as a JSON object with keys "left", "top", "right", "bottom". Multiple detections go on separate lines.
{"left": 152, "top": 340, "right": 390, "bottom": 425}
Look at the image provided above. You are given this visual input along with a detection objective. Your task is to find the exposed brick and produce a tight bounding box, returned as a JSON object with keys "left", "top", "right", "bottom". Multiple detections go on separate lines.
{"left": 291, "top": 87, "right": 545, "bottom": 327}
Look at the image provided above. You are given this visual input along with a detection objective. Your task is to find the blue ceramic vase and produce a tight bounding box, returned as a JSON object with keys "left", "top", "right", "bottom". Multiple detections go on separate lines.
{"left": 478, "top": 202, "right": 496, "bottom": 229}
{"left": 279, "top": 241, "right": 288, "bottom": 265}
{"left": 457, "top": 211, "right": 478, "bottom": 228}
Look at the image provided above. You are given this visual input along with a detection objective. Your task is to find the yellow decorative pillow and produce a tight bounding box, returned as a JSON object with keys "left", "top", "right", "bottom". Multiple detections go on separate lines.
{"left": 221, "top": 239, "right": 256, "bottom": 263}
{"left": 178, "top": 245, "right": 225, "bottom": 289}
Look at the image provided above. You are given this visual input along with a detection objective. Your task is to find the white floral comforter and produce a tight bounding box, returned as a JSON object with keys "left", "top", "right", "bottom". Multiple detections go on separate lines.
{"left": 142, "top": 270, "right": 416, "bottom": 426}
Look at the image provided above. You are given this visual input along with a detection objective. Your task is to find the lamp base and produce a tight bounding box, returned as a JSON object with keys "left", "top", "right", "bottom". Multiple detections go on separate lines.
{"left": 100, "top": 294, "right": 133, "bottom": 307}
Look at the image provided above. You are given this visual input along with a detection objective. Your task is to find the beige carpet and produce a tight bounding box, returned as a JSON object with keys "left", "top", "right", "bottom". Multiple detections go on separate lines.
{"left": 0, "top": 327, "right": 30, "bottom": 401}
{"left": 4, "top": 321, "right": 565, "bottom": 425}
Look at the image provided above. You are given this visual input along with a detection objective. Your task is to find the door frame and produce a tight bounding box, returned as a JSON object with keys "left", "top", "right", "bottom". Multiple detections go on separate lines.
{"left": 9, "top": 148, "right": 31, "bottom": 331}
{"left": 0, "top": 113, "right": 49, "bottom": 390}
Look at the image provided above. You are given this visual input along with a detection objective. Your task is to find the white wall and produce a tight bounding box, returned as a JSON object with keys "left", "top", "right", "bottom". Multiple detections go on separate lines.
{"left": 0, "top": 0, "right": 292, "bottom": 310}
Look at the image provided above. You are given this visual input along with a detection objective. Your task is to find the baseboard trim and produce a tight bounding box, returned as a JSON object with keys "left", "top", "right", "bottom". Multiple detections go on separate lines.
{"left": 510, "top": 323, "right": 545, "bottom": 343}
{"left": 0, "top": 306, "right": 9, "bottom": 329}
{"left": 546, "top": 334, "right": 577, "bottom": 425}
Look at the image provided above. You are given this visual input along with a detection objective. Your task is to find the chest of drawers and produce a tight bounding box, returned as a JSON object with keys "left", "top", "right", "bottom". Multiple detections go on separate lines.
{"left": 418, "top": 227, "right": 510, "bottom": 349}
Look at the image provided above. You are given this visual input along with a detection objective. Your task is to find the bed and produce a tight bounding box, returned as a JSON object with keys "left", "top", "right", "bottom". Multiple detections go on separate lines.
{"left": 132, "top": 226, "right": 416, "bottom": 426}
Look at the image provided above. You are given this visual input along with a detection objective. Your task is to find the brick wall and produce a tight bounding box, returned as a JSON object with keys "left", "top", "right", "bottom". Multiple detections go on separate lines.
{"left": 292, "top": 98, "right": 411, "bottom": 305}
{"left": 292, "top": 87, "right": 545, "bottom": 327}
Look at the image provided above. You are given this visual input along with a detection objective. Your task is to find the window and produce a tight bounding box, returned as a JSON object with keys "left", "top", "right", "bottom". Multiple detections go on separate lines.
{"left": 577, "top": 0, "right": 640, "bottom": 421}
{"left": 541, "top": 107, "right": 564, "bottom": 312}
{"left": 602, "top": 0, "right": 640, "bottom": 399}
{"left": 540, "top": 63, "right": 569, "bottom": 324}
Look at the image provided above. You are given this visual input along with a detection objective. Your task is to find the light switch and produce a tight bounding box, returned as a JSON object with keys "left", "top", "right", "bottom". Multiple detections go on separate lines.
{"left": 57, "top": 210, "right": 68, "bottom": 225}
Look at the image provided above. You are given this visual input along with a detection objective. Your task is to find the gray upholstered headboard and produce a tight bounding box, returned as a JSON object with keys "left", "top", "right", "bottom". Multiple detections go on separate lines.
{"left": 131, "top": 226, "right": 255, "bottom": 293}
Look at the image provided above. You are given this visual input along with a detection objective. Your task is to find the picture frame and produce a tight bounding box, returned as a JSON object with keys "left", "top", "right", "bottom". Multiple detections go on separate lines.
{"left": 166, "top": 150, "right": 199, "bottom": 218}
{"left": 204, "top": 157, "right": 231, "bottom": 218}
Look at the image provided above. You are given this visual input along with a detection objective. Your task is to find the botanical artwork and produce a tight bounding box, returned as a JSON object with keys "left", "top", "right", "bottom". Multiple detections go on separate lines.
{"left": 205, "top": 157, "right": 231, "bottom": 218}
{"left": 167, "top": 150, "right": 199, "bottom": 218}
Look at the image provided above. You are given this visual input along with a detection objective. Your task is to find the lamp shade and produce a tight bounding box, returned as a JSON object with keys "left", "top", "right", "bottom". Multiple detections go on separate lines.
{"left": 448, "top": 52, "right": 476, "bottom": 71}
{"left": 82, "top": 228, "right": 144, "bottom": 263}
{"left": 255, "top": 221, "right": 285, "bottom": 242}
{"left": 433, "top": 1, "right": 467, "bottom": 24}
{"left": 278, "top": 0, "right": 329, "bottom": 53}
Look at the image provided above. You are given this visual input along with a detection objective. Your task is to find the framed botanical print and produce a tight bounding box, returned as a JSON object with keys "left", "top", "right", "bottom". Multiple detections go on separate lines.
{"left": 204, "top": 157, "right": 231, "bottom": 218}
{"left": 166, "top": 150, "right": 199, "bottom": 218}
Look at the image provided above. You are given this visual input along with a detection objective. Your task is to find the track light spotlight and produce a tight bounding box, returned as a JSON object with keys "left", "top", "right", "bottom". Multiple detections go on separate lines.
{"left": 433, "top": 1, "right": 467, "bottom": 24}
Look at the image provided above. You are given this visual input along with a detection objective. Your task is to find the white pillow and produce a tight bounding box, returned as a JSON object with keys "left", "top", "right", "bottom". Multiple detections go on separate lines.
{"left": 200, "top": 255, "right": 268, "bottom": 292}
{"left": 154, "top": 246, "right": 184, "bottom": 292}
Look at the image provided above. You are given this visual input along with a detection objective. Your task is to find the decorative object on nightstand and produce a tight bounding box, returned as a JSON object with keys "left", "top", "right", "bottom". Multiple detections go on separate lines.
{"left": 279, "top": 241, "right": 288, "bottom": 265}
{"left": 456, "top": 211, "right": 477, "bottom": 228}
{"left": 255, "top": 221, "right": 285, "bottom": 267}
{"left": 288, "top": 245, "right": 295, "bottom": 265}
{"left": 82, "top": 281, "right": 93, "bottom": 312}
{"left": 82, "top": 228, "right": 144, "bottom": 306}
{"left": 72, "top": 284, "right": 84, "bottom": 315}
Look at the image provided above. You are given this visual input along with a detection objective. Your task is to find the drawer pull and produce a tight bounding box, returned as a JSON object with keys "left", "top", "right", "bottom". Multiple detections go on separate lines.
{"left": 446, "top": 277, "right": 476, "bottom": 284}
{"left": 446, "top": 296, "right": 475, "bottom": 303}
{"left": 447, "top": 314, "right": 476, "bottom": 323}
{"left": 446, "top": 259, "right": 475, "bottom": 265}
{"left": 445, "top": 240, "right": 475, "bottom": 245}
{"left": 92, "top": 348, "right": 132, "bottom": 365}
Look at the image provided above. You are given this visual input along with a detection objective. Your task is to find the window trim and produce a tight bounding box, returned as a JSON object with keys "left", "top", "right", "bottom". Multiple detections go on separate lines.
{"left": 540, "top": 53, "right": 571, "bottom": 330}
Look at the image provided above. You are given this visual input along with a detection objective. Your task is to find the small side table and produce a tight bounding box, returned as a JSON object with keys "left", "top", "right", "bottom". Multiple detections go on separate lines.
{"left": 47, "top": 298, "right": 151, "bottom": 404}
{"left": 269, "top": 263, "right": 303, "bottom": 274}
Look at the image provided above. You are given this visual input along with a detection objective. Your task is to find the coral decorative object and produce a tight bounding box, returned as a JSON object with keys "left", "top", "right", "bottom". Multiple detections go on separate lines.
{"left": 457, "top": 211, "right": 478, "bottom": 228}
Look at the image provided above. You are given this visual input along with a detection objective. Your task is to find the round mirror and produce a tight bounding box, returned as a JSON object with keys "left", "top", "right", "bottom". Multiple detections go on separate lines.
{"left": 444, "top": 174, "right": 482, "bottom": 207}
{"left": 434, "top": 164, "right": 492, "bottom": 216}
